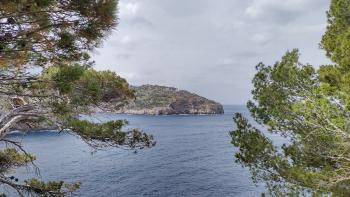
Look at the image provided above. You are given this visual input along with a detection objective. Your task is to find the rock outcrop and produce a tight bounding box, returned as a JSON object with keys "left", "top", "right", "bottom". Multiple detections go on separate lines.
{"left": 115, "top": 85, "right": 224, "bottom": 115}
{"left": 0, "top": 85, "right": 224, "bottom": 123}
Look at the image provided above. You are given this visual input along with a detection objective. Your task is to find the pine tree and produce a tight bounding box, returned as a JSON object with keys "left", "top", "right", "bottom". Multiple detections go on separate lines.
{"left": 0, "top": 1, "right": 155, "bottom": 196}
{"left": 231, "top": 0, "right": 350, "bottom": 195}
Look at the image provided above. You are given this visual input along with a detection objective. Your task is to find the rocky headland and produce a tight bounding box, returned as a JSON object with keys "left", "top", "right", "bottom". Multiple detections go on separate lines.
{"left": 114, "top": 85, "right": 224, "bottom": 115}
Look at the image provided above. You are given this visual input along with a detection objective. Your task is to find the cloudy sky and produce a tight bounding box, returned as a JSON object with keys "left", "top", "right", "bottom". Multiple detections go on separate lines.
{"left": 92, "top": 0, "right": 331, "bottom": 105}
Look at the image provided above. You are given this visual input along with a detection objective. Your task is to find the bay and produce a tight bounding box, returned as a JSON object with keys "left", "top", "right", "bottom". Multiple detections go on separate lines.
{"left": 4, "top": 105, "right": 264, "bottom": 197}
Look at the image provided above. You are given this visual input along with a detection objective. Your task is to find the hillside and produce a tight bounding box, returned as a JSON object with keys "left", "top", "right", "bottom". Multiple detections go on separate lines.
{"left": 116, "top": 85, "right": 224, "bottom": 115}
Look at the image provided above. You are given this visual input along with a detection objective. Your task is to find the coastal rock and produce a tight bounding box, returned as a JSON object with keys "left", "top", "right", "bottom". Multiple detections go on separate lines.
{"left": 0, "top": 85, "right": 224, "bottom": 131}
{"left": 116, "top": 85, "right": 224, "bottom": 115}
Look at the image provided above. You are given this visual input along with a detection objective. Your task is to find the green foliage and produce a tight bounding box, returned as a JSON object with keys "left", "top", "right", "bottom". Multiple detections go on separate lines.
{"left": 321, "top": 0, "right": 350, "bottom": 70}
{"left": 231, "top": 50, "right": 350, "bottom": 195}
{"left": 0, "top": 177, "right": 80, "bottom": 197}
{"left": 0, "top": 1, "right": 156, "bottom": 196}
{"left": 0, "top": 148, "right": 35, "bottom": 173}
{"left": 69, "top": 119, "right": 127, "bottom": 142}
{"left": 231, "top": 1, "right": 350, "bottom": 195}
{"left": 122, "top": 85, "right": 222, "bottom": 115}
{"left": 42, "top": 64, "right": 134, "bottom": 108}
{"left": 25, "top": 179, "right": 81, "bottom": 196}
{"left": 45, "top": 64, "right": 85, "bottom": 94}
{"left": 0, "top": 0, "right": 118, "bottom": 67}
{"left": 69, "top": 119, "right": 155, "bottom": 149}
{"left": 0, "top": 149, "right": 81, "bottom": 197}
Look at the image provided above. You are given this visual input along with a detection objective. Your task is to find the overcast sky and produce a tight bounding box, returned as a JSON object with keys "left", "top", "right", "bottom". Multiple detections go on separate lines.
{"left": 92, "top": 0, "right": 331, "bottom": 105}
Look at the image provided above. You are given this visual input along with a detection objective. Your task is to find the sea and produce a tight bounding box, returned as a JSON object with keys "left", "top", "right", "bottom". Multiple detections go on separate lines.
{"left": 3, "top": 105, "right": 266, "bottom": 197}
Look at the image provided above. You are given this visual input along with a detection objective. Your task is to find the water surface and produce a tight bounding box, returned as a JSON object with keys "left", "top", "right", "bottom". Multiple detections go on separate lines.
{"left": 4, "top": 105, "right": 264, "bottom": 196}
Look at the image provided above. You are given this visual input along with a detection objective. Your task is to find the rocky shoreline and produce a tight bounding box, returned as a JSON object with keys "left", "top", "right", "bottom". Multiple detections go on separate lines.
{"left": 115, "top": 108, "right": 224, "bottom": 115}
{"left": 1, "top": 85, "right": 224, "bottom": 130}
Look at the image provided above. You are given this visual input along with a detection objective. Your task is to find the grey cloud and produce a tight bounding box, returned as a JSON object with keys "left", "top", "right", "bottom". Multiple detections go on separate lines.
{"left": 244, "top": 0, "right": 328, "bottom": 24}
{"left": 124, "top": 16, "right": 154, "bottom": 28}
{"left": 115, "top": 53, "right": 132, "bottom": 60}
{"left": 232, "top": 51, "right": 261, "bottom": 58}
{"left": 93, "top": 0, "right": 331, "bottom": 104}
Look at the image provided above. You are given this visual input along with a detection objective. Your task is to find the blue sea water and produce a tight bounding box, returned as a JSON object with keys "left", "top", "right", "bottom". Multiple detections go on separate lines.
{"left": 3, "top": 105, "right": 265, "bottom": 197}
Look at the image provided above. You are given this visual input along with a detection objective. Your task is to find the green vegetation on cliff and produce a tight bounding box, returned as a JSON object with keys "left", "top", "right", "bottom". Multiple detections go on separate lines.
{"left": 118, "top": 85, "right": 224, "bottom": 115}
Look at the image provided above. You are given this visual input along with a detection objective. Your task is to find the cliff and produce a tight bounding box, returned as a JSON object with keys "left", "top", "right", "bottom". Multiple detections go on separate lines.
{"left": 115, "top": 85, "right": 224, "bottom": 115}
{"left": 0, "top": 85, "right": 224, "bottom": 124}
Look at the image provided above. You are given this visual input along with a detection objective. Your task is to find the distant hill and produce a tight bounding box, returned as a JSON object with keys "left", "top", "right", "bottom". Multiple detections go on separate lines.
{"left": 115, "top": 85, "right": 224, "bottom": 115}
{"left": 0, "top": 85, "right": 224, "bottom": 130}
